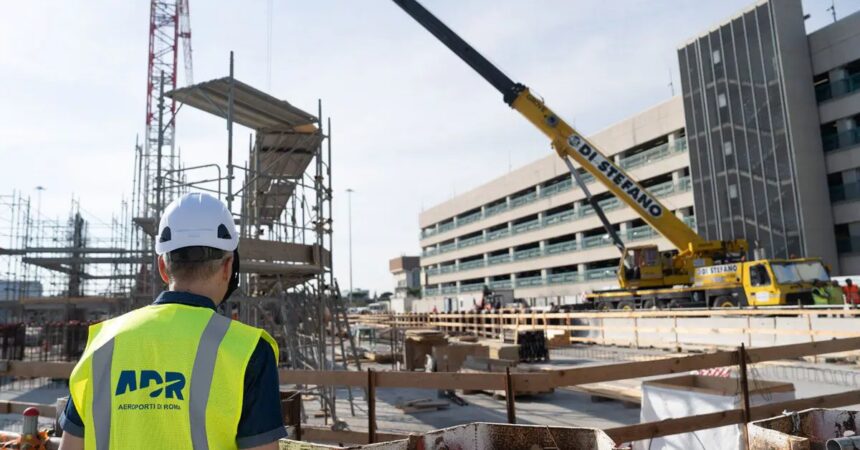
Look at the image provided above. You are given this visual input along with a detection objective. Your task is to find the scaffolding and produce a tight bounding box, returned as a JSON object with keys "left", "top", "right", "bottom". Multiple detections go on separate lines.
{"left": 0, "top": 50, "right": 355, "bottom": 426}
{"left": 0, "top": 191, "right": 137, "bottom": 325}
{"left": 161, "top": 53, "right": 357, "bottom": 425}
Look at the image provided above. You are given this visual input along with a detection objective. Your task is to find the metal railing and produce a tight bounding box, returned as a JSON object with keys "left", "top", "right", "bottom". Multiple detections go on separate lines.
{"left": 515, "top": 276, "right": 544, "bottom": 287}
{"left": 511, "top": 218, "right": 541, "bottom": 234}
{"left": 816, "top": 72, "right": 860, "bottom": 102}
{"left": 420, "top": 137, "right": 688, "bottom": 239}
{"left": 421, "top": 176, "right": 692, "bottom": 257}
{"left": 457, "top": 212, "right": 482, "bottom": 227}
{"left": 486, "top": 228, "right": 510, "bottom": 241}
{"left": 459, "top": 283, "right": 484, "bottom": 292}
{"left": 513, "top": 247, "right": 542, "bottom": 260}
{"left": 509, "top": 191, "right": 538, "bottom": 208}
{"left": 837, "top": 236, "right": 860, "bottom": 254}
{"left": 458, "top": 259, "right": 486, "bottom": 271}
{"left": 457, "top": 235, "right": 484, "bottom": 248}
{"left": 822, "top": 128, "right": 860, "bottom": 153}
{"left": 830, "top": 181, "right": 860, "bottom": 203}
{"left": 488, "top": 280, "right": 512, "bottom": 289}
{"left": 425, "top": 217, "right": 696, "bottom": 277}
{"left": 487, "top": 253, "right": 511, "bottom": 265}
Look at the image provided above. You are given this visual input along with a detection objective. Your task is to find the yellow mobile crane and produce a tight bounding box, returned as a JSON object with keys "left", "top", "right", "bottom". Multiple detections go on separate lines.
{"left": 393, "top": 0, "right": 830, "bottom": 309}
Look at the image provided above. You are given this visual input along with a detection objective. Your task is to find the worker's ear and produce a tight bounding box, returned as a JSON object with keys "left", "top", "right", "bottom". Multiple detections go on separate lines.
{"left": 157, "top": 255, "right": 170, "bottom": 284}
{"left": 221, "top": 254, "right": 233, "bottom": 281}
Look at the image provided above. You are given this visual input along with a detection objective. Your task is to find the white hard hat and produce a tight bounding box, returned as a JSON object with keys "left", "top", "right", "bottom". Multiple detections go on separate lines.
{"left": 155, "top": 193, "right": 239, "bottom": 255}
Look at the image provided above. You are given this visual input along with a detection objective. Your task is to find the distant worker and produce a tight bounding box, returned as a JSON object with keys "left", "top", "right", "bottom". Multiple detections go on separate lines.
{"left": 843, "top": 279, "right": 860, "bottom": 308}
{"left": 828, "top": 280, "right": 845, "bottom": 305}
{"left": 811, "top": 280, "right": 831, "bottom": 305}
{"left": 59, "top": 193, "right": 285, "bottom": 450}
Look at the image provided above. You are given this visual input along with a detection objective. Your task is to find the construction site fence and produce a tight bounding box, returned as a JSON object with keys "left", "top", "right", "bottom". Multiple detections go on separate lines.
{"left": 4, "top": 337, "right": 860, "bottom": 445}
{"left": 349, "top": 307, "right": 860, "bottom": 352}
{"left": 0, "top": 322, "right": 91, "bottom": 364}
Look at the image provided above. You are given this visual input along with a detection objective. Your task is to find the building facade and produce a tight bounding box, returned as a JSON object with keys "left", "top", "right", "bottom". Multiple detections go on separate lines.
{"left": 416, "top": 0, "right": 860, "bottom": 311}
{"left": 809, "top": 9, "right": 860, "bottom": 274}
{"left": 390, "top": 256, "right": 421, "bottom": 294}
{"left": 678, "top": 0, "right": 838, "bottom": 267}
{"left": 417, "top": 98, "right": 693, "bottom": 310}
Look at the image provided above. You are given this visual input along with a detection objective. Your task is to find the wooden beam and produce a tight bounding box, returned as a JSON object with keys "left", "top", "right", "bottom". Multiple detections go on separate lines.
{"left": 375, "top": 371, "right": 507, "bottom": 391}
{"left": 279, "top": 370, "right": 366, "bottom": 387}
{"left": 746, "top": 336, "right": 860, "bottom": 362}
{"left": 2, "top": 361, "right": 75, "bottom": 378}
{"left": 605, "top": 408, "right": 744, "bottom": 443}
{"left": 298, "top": 426, "right": 408, "bottom": 445}
{"left": 0, "top": 401, "right": 56, "bottom": 417}
{"left": 529, "top": 350, "right": 738, "bottom": 389}
{"left": 605, "top": 388, "right": 860, "bottom": 443}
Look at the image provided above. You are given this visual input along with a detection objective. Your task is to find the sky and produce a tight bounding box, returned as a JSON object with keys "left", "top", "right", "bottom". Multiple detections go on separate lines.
{"left": 1, "top": 0, "right": 858, "bottom": 294}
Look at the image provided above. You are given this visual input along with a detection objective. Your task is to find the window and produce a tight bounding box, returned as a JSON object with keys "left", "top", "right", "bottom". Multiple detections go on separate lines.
{"left": 728, "top": 185, "right": 738, "bottom": 199}
{"left": 723, "top": 141, "right": 733, "bottom": 156}
{"left": 750, "top": 264, "right": 770, "bottom": 287}
{"left": 718, "top": 93, "right": 727, "bottom": 108}
{"left": 712, "top": 49, "right": 722, "bottom": 65}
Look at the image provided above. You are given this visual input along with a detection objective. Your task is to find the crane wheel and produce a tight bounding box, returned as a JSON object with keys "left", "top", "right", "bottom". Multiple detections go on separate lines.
{"left": 643, "top": 300, "right": 659, "bottom": 310}
{"left": 714, "top": 297, "right": 738, "bottom": 308}
{"left": 597, "top": 301, "right": 613, "bottom": 311}
{"left": 618, "top": 301, "right": 635, "bottom": 311}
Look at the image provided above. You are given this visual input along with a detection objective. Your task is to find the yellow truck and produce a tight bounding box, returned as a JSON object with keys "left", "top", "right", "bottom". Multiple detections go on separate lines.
{"left": 393, "top": 0, "right": 829, "bottom": 309}
{"left": 589, "top": 254, "right": 829, "bottom": 309}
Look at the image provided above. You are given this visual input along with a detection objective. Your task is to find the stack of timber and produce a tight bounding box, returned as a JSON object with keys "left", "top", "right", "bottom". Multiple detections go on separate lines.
{"left": 482, "top": 341, "right": 520, "bottom": 361}
{"left": 403, "top": 329, "right": 447, "bottom": 370}
{"left": 363, "top": 350, "right": 397, "bottom": 364}
{"left": 431, "top": 342, "right": 489, "bottom": 372}
{"left": 394, "top": 398, "right": 450, "bottom": 413}
{"left": 546, "top": 329, "right": 571, "bottom": 348}
{"left": 458, "top": 356, "right": 554, "bottom": 398}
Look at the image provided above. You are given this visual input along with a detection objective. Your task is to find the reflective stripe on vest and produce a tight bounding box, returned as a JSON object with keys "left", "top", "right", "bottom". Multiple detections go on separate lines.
{"left": 69, "top": 304, "right": 277, "bottom": 450}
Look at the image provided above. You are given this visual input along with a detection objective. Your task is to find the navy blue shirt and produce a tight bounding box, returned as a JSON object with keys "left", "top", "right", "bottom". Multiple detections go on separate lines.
{"left": 60, "top": 291, "right": 287, "bottom": 448}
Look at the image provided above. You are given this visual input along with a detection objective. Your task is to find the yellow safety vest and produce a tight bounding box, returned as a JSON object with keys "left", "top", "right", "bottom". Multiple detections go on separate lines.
{"left": 69, "top": 303, "right": 279, "bottom": 450}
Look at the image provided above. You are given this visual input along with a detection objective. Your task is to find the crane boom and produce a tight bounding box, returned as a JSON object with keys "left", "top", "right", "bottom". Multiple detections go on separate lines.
{"left": 392, "top": 0, "right": 712, "bottom": 254}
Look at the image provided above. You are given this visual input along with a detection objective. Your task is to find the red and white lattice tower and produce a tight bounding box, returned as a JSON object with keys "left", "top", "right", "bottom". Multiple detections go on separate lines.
{"left": 141, "top": 0, "right": 193, "bottom": 216}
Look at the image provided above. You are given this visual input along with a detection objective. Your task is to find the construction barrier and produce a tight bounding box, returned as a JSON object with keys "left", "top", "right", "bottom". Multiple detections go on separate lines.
{"left": 352, "top": 308, "right": 860, "bottom": 353}
{"left": 5, "top": 335, "right": 860, "bottom": 446}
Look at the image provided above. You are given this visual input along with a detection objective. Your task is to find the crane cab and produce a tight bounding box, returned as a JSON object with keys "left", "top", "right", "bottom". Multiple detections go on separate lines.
{"left": 617, "top": 245, "right": 694, "bottom": 290}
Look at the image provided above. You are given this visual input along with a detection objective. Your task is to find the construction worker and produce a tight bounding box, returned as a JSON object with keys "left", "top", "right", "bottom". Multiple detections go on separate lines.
{"left": 843, "top": 278, "right": 860, "bottom": 307}
{"left": 828, "top": 280, "right": 845, "bottom": 305}
{"left": 58, "top": 193, "right": 286, "bottom": 450}
{"left": 811, "top": 280, "right": 831, "bottom": 305}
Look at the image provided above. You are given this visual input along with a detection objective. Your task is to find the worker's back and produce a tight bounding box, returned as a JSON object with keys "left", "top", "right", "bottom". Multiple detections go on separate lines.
{"left": 68, "top": 302, "right": 275, "bottom": 449}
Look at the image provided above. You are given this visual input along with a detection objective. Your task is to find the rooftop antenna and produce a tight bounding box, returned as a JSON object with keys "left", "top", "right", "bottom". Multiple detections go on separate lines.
{"left": 266, "top": 0, "right": 273, "bottom": 90}
{"left": 668, "top": 66, "right": 676, "bottom": 96}
{"left": 827, "top": 0, "right": 837, "bottom": 23}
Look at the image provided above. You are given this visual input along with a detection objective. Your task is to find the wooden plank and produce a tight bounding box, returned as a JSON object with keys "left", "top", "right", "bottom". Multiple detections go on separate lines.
{"left": 3, "top": 361, "right": 75, "bottom": 378}
{"left": 279, "top": 370, "right": 366, "bottom": 387}
{"left": 375, "top": 371, "right": 506, "bottom": 391}
{"left": 299, "top": 426, "right": 407, "bottom": 445}
{"left": 564, "top": 381, "right": 642, "bottom": 404}
{"left": 533, "top": 350, "right": 739, "bottom": 388}
{"left": 605, "top": 408, "right": 744, "bottom": 443}
{"left": 746, "top": 336, "right": 860, "bottom": 362}
{"left": 0, "top": 401, "right": 56, "bottom": 417}
{"left": 605, "top": 389, "right": 860, "bottom": 443}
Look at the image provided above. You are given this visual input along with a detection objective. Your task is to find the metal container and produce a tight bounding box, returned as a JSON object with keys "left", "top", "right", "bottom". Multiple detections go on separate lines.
{"left": 749, "top": 408, "right": 860, "bottom": 449}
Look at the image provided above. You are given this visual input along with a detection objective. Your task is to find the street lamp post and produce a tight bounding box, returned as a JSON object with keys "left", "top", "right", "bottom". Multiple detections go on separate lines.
{"left": 346, "top": 188, "right": 354, "bottom": 305}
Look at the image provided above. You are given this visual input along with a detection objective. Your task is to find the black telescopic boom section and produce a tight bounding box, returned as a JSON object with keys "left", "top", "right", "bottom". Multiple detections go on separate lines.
{"left": 392, "top": 0, "right": 524, "bottom": 105}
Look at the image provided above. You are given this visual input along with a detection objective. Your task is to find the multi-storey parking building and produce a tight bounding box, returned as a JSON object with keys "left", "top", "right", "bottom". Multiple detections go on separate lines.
{"left": 415, "top": 0, "right": 860, "bottom": 312}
